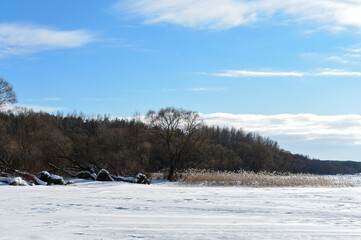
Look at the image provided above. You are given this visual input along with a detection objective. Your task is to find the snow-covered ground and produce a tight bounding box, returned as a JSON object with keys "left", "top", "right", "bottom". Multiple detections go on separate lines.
{"left": 1, "top": 179, "right": 361, "bottom": 240}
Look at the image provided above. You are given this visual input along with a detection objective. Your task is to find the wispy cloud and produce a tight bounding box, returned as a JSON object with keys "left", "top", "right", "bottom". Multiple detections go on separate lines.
{"left": 210, "top": 69, "right": 361, "bottom": 77}
{"left": 162, "top": 87, "right": 226, "bottom": 92}
{"left": 114, "top": 0, "right": 252, "bottom": 30}
{"left": 203, "top": 113, "right": 361, "bottom": 146}
{"left": 343, "top": 53, "right": 361, "bottom": 58}
{"left": 1, "top": 103, "right": 66, "bottom": 113}
{"left": 211, "top": 70, "right": 304, "bottom": 77}
{"left": 318, "top": 25, "right": 346, "bottom": 34}
{"left": 21, "top": 104, "right": 66, "bottom": 112}
{"left": 325, "top": 56, "right": 351, "bottom": 64}
{"left": 0, "top": 23, "right": 95, "bottom": 57}
{"left": 116, "top": 0, "right": 361, "bottom": 31}
{"left": 315, "top": 69, "right": 361, "bottom": 76}
{"left": 101, "top": 38, "right": 153, "bottom": 52}
{"left": 302, "top": 44, "right": 361, "bottom": 65}
{"left": 349, "top": 48, "right": 361, "bottom": 53}
{"left": 345, "top": 44, "right": 361, "bottom": 54}
{"left": 302, "top": 26, "right": 346, "bottom": 35}
{"left": 42, "top": 97, "right": 61, "bottom": 101}
{"left": 189, "top": 87, "right": 226, "bottom": 92}
{"left": 24, "top": 97, "right": 61, "bottom": 102}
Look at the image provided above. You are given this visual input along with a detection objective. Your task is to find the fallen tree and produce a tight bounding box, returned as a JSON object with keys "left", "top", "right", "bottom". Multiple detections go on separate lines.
{"left": 0, "top": 158, "right": 47, "bottom": 185}
{"left": 0, "top": 159, "right": 150, "bottom": 186}
{"left": 0, "top": 176, "right": 29, "bottom": 186}
{"left": 48, "top": 163, "right": 150, "bottom": 184}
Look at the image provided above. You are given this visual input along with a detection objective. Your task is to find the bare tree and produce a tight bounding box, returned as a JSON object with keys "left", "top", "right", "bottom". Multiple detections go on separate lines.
{"left": 0, "top": 78, "right": 17, "bottom": 107}
{"left": 146, "top": 107, "right": 205, "bottom": 181}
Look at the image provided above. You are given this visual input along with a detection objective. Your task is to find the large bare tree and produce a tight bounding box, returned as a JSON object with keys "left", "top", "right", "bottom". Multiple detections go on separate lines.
{"left": 146, "top": 107, "right": 206, "bottom": 181}
{"left": 0, "top": 78, "right": 17, "bottom": 107}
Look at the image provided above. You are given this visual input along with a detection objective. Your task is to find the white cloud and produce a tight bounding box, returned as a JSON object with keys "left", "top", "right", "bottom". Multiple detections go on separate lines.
{"left": 117, "top": 0, "right": 361, "bottom": 31}
{"left": 343, "top": 53, "right": 361, "bottom": 58}
{"left": 325, "top": 56, "right": 350, "bottom": 64}
{"left": 203, "top": 113, "right": 361, "bottom": 146}
{"left": 319, "top": 25, "right": 346, "bottom": 33}
{"left": 314, "top": 69, "right": 361, "bottom": 76}
{"left": 302, "top": 46, "right": 361, "bottom": 65}
{"left": 116, "top": 0, "right": 253, "bottom": 30}
{"left": 210, "top": 69, "right": 361, "bottom": 77}
{"left": 350, "top": 48, "right": 361, "bottom": 53}
{"left": 211, "top": 70, "right": 304, "bottom": 77}
{"left": 346, "top": 45, "right": 361, "bottom": 54}
{"left": 0, "top": 23, "right": 95, "bottom": 57}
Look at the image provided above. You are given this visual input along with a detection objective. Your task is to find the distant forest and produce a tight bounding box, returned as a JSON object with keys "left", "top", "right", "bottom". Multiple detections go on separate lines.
{"left": 1, "top": 107, "right": 361, "bottom": 180}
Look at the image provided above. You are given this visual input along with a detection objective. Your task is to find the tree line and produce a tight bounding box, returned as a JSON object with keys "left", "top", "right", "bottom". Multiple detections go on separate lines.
{"left": 1, "top": 108, "right": 360, "bottom": 179}
{"left": 1, "top": 78, "right": 360, "bottom": 180}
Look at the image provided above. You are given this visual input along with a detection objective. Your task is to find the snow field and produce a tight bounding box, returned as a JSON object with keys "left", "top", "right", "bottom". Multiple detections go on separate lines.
{"left": 1, "top": 180, "right": 361, "bottom": 239}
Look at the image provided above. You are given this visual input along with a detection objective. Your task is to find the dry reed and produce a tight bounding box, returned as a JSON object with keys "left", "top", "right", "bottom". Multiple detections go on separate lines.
{"left": 175, "top": 169, "right": 354, "bottom": 187}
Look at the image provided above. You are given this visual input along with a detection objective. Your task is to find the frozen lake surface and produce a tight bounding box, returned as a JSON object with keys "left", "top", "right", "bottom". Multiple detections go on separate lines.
{"left": 1, "top": 179, "right": 361, "bottom": 239}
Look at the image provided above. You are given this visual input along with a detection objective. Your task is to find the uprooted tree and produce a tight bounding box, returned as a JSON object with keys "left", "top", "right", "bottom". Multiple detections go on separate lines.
{"left": 146, "top": 107, "right": 206, "bottom": 181}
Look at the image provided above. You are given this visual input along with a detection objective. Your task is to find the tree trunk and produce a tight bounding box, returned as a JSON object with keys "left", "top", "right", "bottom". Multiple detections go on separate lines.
{"left": 167, "top": 165, "right": 176, "bottom": 181}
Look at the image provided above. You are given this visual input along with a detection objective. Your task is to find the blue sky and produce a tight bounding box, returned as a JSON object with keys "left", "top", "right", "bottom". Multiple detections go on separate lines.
{"left": 2, "top": 0, "right": 361, "bottom": 161}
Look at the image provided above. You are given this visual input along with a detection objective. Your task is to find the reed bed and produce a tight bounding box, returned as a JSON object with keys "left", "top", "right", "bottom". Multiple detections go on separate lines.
{"left": 175, "top": 169, "right": 354, "bottom": 187}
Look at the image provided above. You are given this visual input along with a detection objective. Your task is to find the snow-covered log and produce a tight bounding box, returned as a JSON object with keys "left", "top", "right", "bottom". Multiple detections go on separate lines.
{"left": 112, "top": 175, "right": 134, "bottom": 183}
{"left": 47, "top": 163, "right": 150, "bottom": 184}
{"left": 39, "top": 171, "right": 69, "bottom": 185}
{"left": 134, "top": 173, "right": 150, "bottom": 184}
{"left": 96, "top": 169, "right": 114, "bottom": 181}
{"left": 75, "top": 171, "right": 97, "bottom": 180}
{"left": 0, "top": 176, "right": 29, "bottom": 186}
{"left": 95, "top": 169, "right": 150, "bottom": 184}
{"left": 14, "top": 170, "right": 46, "bottom": 185}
